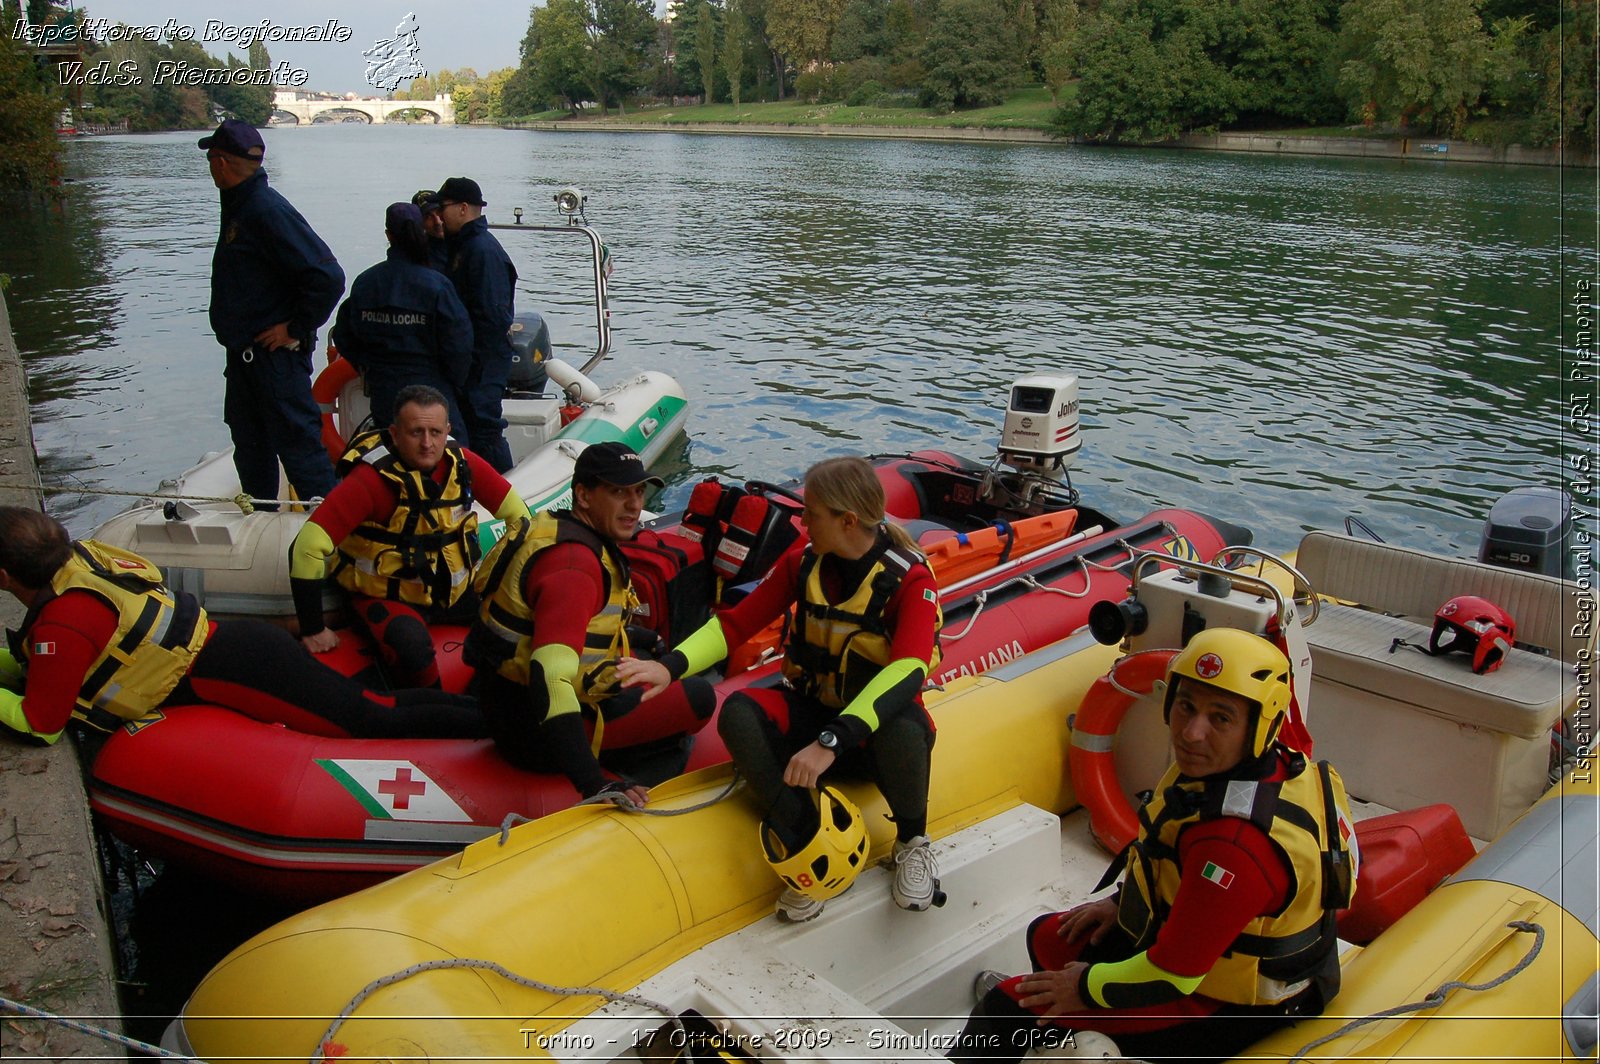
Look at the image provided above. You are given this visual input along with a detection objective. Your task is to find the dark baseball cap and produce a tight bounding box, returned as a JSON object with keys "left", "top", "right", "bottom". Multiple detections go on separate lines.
{"left": 198, "top": 118, "right": 264, "bottom": 160}
{"left": 386, "top": 201, "right": 423, "bottom": 230}
{"left": 412, "top": 189, "right": 442, "bottom": 214}
{"left": 436, "top": 176, "right": 486, "bottom": 207}
{"left": 574, "top": 442, "right": 663, "bottom": 488}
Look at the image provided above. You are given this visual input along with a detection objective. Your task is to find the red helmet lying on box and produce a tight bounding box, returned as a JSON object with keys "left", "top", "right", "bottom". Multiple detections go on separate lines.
{"left": 1429, "top": 595, "right": 1515, "bottom": 674}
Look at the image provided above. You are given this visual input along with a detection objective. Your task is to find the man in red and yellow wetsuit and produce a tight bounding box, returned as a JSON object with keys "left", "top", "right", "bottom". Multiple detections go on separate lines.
{"left": 948, "top": 628, "right": 1358, "bottom": 1063}
{"left": 0, "top": 507, "right": 484, "bottom": 748}
{"left": 465, "top": 442, "right": 715, "bottom": 806}
{"left": 291, "top": 384, "right": 528, "bottom": 687}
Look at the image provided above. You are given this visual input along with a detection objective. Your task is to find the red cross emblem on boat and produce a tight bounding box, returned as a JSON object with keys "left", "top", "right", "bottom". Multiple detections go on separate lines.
{"left": 377, "top": 767, "right": 427, "bottom": 810}
{"left": 1195, "top": 653, "right": 1224, "bottom": 679}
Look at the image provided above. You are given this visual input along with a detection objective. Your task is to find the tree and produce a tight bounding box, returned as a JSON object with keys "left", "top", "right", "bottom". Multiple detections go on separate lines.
{"left": 767, "top": 0, "right": 847, "bottom": 69}
{"left": 1035, "top": 0, "right": 1078, "bottom": 102}
{"left": 920, "top": 0, "right": 1022, "bottom": 108}
{"left": 725, "top": 0, "right": 749, "bottom": 104}
{"left": 1335, "top": 0, "right": 1494, "bottom": 135}
{"left": 0, "top": 33, "right": 63, "bottom": 194}
{"left": 695, "top": 0, "right": 720, "bottom": 100}
{"left": 590, "top": 0, "right": 658, "bottom": 112}
{"left": 525, "top": 0, "right": 596, "bottom": 112}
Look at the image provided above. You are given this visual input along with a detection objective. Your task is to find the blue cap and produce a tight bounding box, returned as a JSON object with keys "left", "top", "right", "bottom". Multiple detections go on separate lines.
{"left": 197, "top": 118, "right": 264, "bottom": 160}
{"left": 386, "top": 201, "right": 423, "bottom": 231}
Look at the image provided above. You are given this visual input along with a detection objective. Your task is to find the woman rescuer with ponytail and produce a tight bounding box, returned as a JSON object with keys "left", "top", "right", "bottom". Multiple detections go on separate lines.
{"left": 618, "top": 455, "right": 944, "bottom": 923}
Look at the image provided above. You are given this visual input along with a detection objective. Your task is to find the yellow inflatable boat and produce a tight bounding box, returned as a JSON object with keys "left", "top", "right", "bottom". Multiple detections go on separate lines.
{"left": 162, "top": 532, "right": 1596, "bottom": 1062}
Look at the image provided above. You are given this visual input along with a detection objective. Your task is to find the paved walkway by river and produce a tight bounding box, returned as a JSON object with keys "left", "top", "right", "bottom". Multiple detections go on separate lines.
{"left": 0, "top": 288, "right": 126, "bottom": 1061}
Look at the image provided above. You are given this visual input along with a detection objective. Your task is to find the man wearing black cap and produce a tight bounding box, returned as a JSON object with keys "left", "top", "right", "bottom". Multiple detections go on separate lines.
{"left": 435, "top": 176, "right": 517, "bottom": 473}
{"left": 199, "top": 118, "right": 345, "bottom": 505}
{"left": 411, "top": 189, "right": 450, "bottom": 272}
{"left": 465, "top": 442, "right": 715, "bottom": 806}
{"left": 330, "top": 202, "right": 473, "bottom": 437}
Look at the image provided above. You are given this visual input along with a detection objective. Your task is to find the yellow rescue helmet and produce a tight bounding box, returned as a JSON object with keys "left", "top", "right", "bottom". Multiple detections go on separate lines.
{"left": 760, "top": 786, "right": 869, "bottom": 902}
{"left": 1164, "top": 627, "right": 1292, "bottom": 758}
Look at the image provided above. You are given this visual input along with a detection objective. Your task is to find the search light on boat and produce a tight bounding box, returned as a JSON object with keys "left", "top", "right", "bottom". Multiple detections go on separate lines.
{"left": 555, "top": 186, "right": 587, "bottom": 217}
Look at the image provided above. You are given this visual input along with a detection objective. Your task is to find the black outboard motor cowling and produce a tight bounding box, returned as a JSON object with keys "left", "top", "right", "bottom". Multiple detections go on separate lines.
{"left": 507, "top": 311, "right": 552, "bottom": 395}
{"left": 1478, "top": 486, "right": 1575, "bottom": 579}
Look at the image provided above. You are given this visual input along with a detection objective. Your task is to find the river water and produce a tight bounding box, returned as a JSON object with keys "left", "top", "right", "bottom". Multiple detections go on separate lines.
{"left": 5, "top": 123, "right": 1592, "bottom": 557}
{"left": 1, "top": 124, "right": 1592, "bottom": 1042}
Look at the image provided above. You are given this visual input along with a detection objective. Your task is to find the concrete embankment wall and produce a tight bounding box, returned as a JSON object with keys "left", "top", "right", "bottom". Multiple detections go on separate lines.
{"left": 506, "top": 119, "right": 1590, "bottom": 167}
{"left": 0, "top": 289, "right": 127, "bottom": 1060}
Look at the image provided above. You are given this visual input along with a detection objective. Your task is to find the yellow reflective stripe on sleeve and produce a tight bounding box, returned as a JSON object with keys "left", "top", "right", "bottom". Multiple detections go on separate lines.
{"left": 289, "top": 520, "right": 339, "bottom": 580}
{"left": 530, "top": 643, "right": 583, "bottom": 720}
{"left": 494, "top": 487, "right": 530, "bottom": 523}
{"left": 1085, "top": 950, "right": 1204, "bottom": 1008}
{"left": 676, "top": 616, "right": 732, "bottom": 677}
{"left": 839, "top": 656, "right": 926, "bottom": 734}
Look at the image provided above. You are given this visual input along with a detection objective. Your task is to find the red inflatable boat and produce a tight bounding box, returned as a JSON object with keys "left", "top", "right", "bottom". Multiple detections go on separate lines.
{"left": 89, "top": 450, "right": 1249, "bottom": 902}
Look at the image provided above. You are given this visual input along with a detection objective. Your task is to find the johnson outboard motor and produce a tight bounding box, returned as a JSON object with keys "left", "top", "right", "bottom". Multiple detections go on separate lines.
{"left": 1478, "top": 486, "right": 1576, "bottom": 579}
{"left": 506, "top": 310, "right": 552, "bottom": 396}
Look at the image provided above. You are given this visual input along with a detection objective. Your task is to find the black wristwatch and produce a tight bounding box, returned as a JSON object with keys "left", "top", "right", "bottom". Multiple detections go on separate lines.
{"left": 817, "top": 729, "right": 840, "bottom": 750}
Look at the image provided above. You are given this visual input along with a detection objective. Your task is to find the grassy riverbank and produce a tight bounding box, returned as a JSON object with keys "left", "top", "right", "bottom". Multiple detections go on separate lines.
{"left": 507, "top": 86, "right": 1589, "bottom": 167}
{"left": 521, "top": 85, "right": 1067, "bottom": 133}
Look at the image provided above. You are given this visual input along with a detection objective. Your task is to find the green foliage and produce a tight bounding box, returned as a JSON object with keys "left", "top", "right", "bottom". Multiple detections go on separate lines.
{"left": 0, "top": 34, "right": 63, "bottom": 194}
{"left": 1335, "top": 0, "right": 1494, "bottom": 135}
{"left": 696, "top": 0, "right": 720, "bottom": 100}
{"left": 725, "top": 0, "right": 749, "bottom": 105}
{"left": 522, "top": 0, "right": 595, "bottom": 112}
{"left": 768, "top": 0, "right": 848, "bottom": 67}
{"left": 1052, "top": 0, "right": 1343, "bottom": 142}
{"left": 920, "top": 0, "right": 1022, "bottom": 109}
{"left": 591, "top": 0, "right": 659, "bottom": 112}
{"left": 1525, "top": 0, "right": 1596, "bottom": 149}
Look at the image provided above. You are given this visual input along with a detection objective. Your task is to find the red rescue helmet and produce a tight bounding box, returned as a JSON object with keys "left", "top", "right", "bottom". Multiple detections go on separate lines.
{"left": 1429, "top": 595, "right": 1515, "bottom": 674}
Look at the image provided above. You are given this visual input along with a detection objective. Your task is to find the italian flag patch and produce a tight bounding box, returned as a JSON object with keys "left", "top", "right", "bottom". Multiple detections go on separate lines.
{"left": 1201, "top": 861, "right": 1235, "bottom": 889}
{"left": 923, "top": 588, "right": 937, "bottom": 603}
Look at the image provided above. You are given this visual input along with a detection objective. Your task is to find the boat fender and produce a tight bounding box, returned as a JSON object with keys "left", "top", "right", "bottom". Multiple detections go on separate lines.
{"left": 311, "top": 355, "right": 361, "bottom": 466}
{"left": 1068, "top": 649, "right": 1179, "bottom": 854}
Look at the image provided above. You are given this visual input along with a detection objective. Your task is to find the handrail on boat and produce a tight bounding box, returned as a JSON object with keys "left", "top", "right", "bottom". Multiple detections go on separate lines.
{"left": 1127, "top": 550, "right": 1308, "bottom": 630}
{"left": 487, "top": 218, "right": 611, "bottom": 376}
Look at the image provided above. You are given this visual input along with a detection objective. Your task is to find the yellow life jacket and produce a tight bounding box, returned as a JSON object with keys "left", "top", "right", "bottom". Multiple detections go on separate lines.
{"left": 331, "top": 429, "right": 479, "bottom": 609}
{"left": 9, "top": 541, "right": 208, "bottom": 732}
{"left": 1115, "top": 754, "right": 1359, "bottom": 1007}
{"left": 465, "top": 511, "right": 637, "bottom": 703}
{"left": 781, "top": 538, "right": 942, "bottom": 710}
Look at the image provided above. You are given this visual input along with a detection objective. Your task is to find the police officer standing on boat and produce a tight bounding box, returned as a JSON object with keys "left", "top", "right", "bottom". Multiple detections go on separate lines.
{"left": 201, "top": 118, "right": 345, "bottom": 507}
{"left": 435, "top": 176, "right": 517, "bottom": 474}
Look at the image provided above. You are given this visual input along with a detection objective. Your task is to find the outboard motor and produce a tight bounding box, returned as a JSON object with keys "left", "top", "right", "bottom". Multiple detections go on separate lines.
{"left": 981, "top": 370, "right": 1082, "bottom": 513}
{"left": 506, "top": 311, "right": 552, "bottom": 396}
{"left": 1478, "top": 486, "right": 1575, "bottom": 580}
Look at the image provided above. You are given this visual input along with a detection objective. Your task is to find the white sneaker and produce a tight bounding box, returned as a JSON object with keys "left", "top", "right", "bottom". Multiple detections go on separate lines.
{"left": 891, "top": 835, "right": 937, "bottom": 910}
{"left": 776, "top": 888, "right": 825, "bottom": 923}
{"left": 972, "top": 968, "right": 1006, "bottom": 1003}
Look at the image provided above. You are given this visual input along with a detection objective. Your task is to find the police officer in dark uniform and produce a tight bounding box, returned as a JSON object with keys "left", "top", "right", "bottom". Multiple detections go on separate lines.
{"left": 411, "top": 189, "right": 451, "bottom": 272}
{"left": 330, "top": 202, "right": 474, "bottom": 440}
{"left": 435, "top": 176, "right": 517, "bottom": 473}
{"left": 201, "top": 118, "right": 345, "bottom": 505}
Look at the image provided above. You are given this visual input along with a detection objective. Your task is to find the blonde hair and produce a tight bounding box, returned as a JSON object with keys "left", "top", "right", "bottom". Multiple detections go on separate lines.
{"left": 803, "top": 456, "right": 921, "bottom": 556}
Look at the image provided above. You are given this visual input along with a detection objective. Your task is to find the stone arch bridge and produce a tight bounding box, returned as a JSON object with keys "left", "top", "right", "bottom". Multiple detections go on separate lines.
{"left": 270, "top": 95, "right": 454, "bottom": 125}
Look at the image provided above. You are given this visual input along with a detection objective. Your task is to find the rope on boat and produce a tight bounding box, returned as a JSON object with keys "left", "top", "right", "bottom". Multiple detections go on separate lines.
{"left": 942, "top": 564, "right": 1093, "bottom": 642}
{"left": 0, "top": 995, "right": 203, "bottom": 1061}
{"left": 496, "top": 772, "right": 745, "bottom": 844}
{"left": 1286, "top": 920, "right": 1545, "bottom": 1063}
{"left": 314, "top": 957, "right": 685, "bottom": 1064}
{"left": 1105, "top": 649, "right": 1184, "bottom": 701}
{"left": 37, "top": 482, "right": 312, "bottom": 514}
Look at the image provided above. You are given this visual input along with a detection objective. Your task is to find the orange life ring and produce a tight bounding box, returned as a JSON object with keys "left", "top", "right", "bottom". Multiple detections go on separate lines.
{"left": 1069, "top": 649, "right": 1180, "bottom": 854}
{"left": 312, "top": 355, "right": 360, "bottom": 466}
